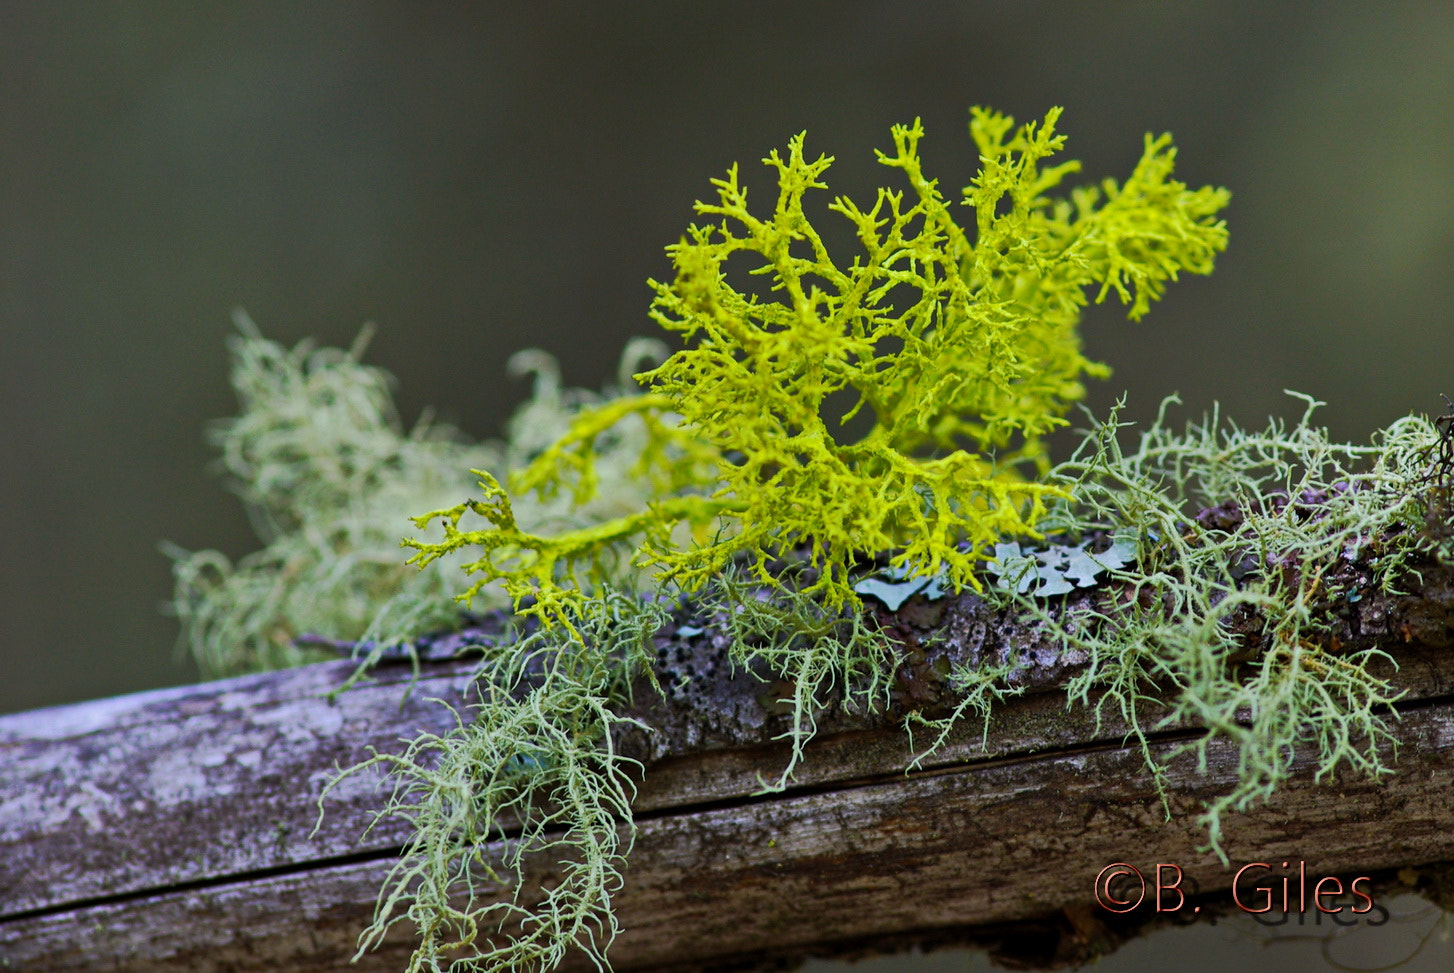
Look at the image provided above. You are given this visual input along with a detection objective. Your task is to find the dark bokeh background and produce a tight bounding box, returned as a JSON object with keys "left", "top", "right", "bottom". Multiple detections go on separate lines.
{"left": 4, "top": 4, "right": 1453, "bottom": 715}
{"left": 3, "top": 4, "right": 1453, "bottom": 970}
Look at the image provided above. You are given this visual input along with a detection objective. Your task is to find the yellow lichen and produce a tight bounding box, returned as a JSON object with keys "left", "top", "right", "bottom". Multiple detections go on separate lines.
{"left": 405, "top": 107, "right": 1230, "bottom": 624}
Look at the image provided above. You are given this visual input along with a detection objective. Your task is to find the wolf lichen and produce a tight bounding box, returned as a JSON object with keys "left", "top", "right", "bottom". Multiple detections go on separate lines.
{"left": 405, "top": 106, "right": 1229, "bottom": 627}
{"left": 330, "top": 107, "right": 1232, "bottom": 973}
{"left": 325, "top": 391, "right": 1446, "bottom": 973}
{"left": 178, "top": 108, "right": 1454, "bottom": 973}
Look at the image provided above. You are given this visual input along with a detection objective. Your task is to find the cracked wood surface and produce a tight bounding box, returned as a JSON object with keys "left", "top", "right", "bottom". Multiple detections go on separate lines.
{"left": 3, "top": 584, "right": 1454, "bottom": 971}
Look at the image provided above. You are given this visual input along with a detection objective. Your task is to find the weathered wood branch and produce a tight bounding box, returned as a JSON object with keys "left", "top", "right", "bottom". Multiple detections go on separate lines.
{"left": 4, "top": 558, "right": 1454, "bottom": 972}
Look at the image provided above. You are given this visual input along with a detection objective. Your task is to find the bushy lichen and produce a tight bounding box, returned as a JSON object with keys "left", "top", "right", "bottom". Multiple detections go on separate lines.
{"left": 404, "top": 107, "right": 1229, "bottom": 627}
{"left": 990, "top": 394, "right": 1440, "bottom": 857}
{"left": 179, "top": 107, "right": 1453, "bottom": 973}
{"left": 166, "top": 314, "right": 674, "bottom": 677}
{"left": 165, "top": 313, "right": 490, "bottom": 676}
{"left": 321, "top": 108, "right": 1236, "bottom": 972}
{"left": 318, "top": 391, "right": 1446, "bottom": 971}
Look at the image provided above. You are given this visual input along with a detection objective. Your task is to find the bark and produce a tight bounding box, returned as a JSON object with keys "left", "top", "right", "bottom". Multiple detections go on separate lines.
{"left": 3, "top": 554, "right": 1454, "bottom": 971}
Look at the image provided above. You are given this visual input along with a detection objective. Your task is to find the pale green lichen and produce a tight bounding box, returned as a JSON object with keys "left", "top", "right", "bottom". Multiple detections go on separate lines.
{"left": 166, "top": 314, "right": 673, "bottom": 677}
{"left": 339, "top": 107, "right": 1237, "bottom": 972}
{"left": 178, "top": 108, "right": 1452, "bottom": 973}
{"left": 1009, "top": 394, "right": 1441, "bottom": 858}
{"left": 710, "top": 566, "right": 901, "bottom": 788}
{"left": 317, "top": 588, "right": 666, "bottom": 973}
{"left": 315, "top": 391, "right": 1447, "bottom": 972}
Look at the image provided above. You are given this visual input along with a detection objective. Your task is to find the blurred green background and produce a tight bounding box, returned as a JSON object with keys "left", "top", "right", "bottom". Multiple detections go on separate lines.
{"left": 4, "top": 1, "right": 1452, "bottom": 716}
{"left": 3, "top": 3, "right": 1452, "bottom": 970}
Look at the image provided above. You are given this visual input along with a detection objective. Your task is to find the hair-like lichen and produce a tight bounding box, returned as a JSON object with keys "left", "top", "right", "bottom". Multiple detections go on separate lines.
{"left": 166, "top": 313, "right": 674, "bottom": 677}
{"left": 316, "top": 588, "right": 666, "bottom": 973}
{"left": 1011, "top": 394, "right": 1438, "bottom": 857}
{"left": 177, "top": 107, "right": 1451, "bottom": 973}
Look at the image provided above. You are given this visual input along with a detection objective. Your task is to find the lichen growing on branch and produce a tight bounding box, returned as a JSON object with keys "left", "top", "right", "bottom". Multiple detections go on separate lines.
{"left": 1000, "top": 395, "right": 1443, "bottom": 858}
{"left": 165, "top": 315, "right": 674, "bottom": 676}
{"left": 404, "top": 107, "right": 1230, "bottom": 627}
{"left": 179, "top": 108, "right": 1305, "bottom": 973}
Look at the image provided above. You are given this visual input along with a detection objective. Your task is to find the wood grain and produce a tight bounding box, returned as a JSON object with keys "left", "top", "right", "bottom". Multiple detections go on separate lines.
{"left": 3, "top": 579, "right": 1454, "bottom": 971}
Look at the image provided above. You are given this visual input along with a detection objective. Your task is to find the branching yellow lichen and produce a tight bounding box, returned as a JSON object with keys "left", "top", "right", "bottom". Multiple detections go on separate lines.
{"left": 186, "top": 105, "right": 1454, "bottom": 973}
{"left": 166, "top": 318, "right": 679, "bottom": 676}
{"left": 405, "top": 107, "right": 1230, "bottom": 624}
